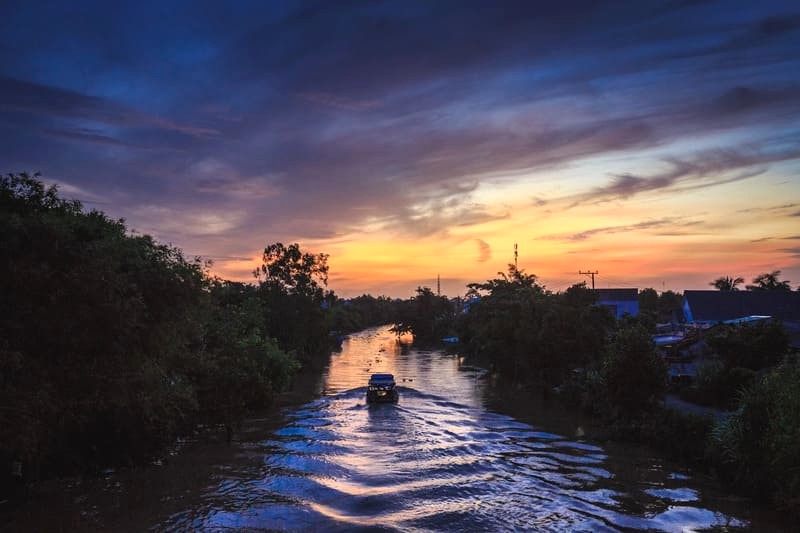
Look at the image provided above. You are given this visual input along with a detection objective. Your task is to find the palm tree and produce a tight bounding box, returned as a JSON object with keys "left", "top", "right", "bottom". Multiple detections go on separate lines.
{"left": 710, "top": 276, "right": 744, "bottom": 291}
{"left": 745, "top": 270, "right": 792, "bottom": 291}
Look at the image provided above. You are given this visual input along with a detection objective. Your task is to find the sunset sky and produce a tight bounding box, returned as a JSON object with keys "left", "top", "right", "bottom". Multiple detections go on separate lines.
{"left": 2, "top": 1, "right": 799, "bottom": 297}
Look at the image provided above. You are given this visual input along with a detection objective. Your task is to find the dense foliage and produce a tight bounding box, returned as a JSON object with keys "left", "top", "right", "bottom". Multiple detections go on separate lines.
{"left": 711, "top": 356, "right": 800, "bottom": 511}
{"left": 637, "top": 288, "right": 683, "bottom": 324}
{"left": 253, "top": 243, "right": 331, "bottom": 364}
{"left": 455, "top": 265, "right": 800, "bottom": 515}
{"left": 0, "top": 174, "right": 323, "bottom": 495}
{"left": 459, "top": 270, "right": 615, "bottom": 386}
{"left": 601, "top": 324, "right": 667, "bottom": 415}
{"left": 680, "top": 360, "right": 756, "bottom": 410}
{"left": 391, "top": 287, "right": 455, "bottom": 342}
{"left": 327, "top": 294, "right": 401, "bottom": 334}
{"left": 680, "top": 320, "right": 789, "bottom": 411}
{"left": 705, "top": 320, "right": 789, "bottom": 370}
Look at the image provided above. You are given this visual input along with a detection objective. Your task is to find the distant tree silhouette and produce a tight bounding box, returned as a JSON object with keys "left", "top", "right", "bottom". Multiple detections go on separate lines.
{"left": 391, "top": 286, "right": 454, "bottom": 341}
{"left": 746, "top": 270, "right": 791, "bottom": 291}
{"left": 255, "top": 242, "right": 329, "bottom": 301}
{"left": 710, "top": 276, "right": 744, "bottom": 291}
{"left": 639, "top": 288, "right": 659, "bottom": 313}
{"left": 253, "top": 242, "right": 332, "bottom": 358}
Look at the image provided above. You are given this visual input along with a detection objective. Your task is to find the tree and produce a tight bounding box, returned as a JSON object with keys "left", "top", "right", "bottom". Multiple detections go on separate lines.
{"left": 711, "top": 276, "right": 744, "bottom": 291}
{"left": 705, "top": 321, "right": 789, "bottom": 370}
{"left": 746, "top": 270, "right": 791, "bottom": 291}
{"left": 602, "top": 323, "right": 667, "bottom": 415}
{"left": 458, "top": 265, "right": 549, "bottom": 377}
{"left": 466, "top": 264, "right": 541, "bottom": 296}
{"left": 658, "top": 290, "right": 684, "bottom": 323}
{"left": 255, "top": 242, "right": 329, "bottom": 301}
{"left": 638, "top": 288, "right": 659, "bottom": 315}
{"left": 0, "top": 174, "right": 305, "bottom": 493}
{"left": 253, "top": 243, "right": 332, "bottom": 359}
{"left": 458, "top": 268, "right": 614, "bottom": 385}
{"left": 391, "top": 286, "right": 455, "bottom": 341}
{"left": 712, "top": 357, "right": 800, "bottom": 510}
{"left": 1, "top": 173, "right": 209, "bottom": 482}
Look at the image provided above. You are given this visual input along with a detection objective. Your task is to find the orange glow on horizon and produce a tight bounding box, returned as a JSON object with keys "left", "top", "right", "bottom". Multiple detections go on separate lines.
{"left": 210, "top": 161, "right": 800, "bottom": 298}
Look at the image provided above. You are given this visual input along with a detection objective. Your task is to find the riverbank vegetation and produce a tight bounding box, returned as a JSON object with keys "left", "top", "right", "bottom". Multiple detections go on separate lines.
{"left": 391, "top": 286, "right": 456, "bottom": 342}
{"left": 450, "top": 264, "right": 799, "bottom": 514}
{"left": 327, "top": 294, "right": 402, "bottom": 336}
{"left": 0, "top": 174, "right": 328, "bottom": 497}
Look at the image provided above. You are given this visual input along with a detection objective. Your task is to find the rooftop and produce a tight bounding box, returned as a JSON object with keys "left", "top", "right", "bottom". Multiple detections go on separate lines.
{"left": 595, "top": 288, "right": 638, "bottom": 301}
{"left": 684, "top": 290, "right": 800, "bottom": 322}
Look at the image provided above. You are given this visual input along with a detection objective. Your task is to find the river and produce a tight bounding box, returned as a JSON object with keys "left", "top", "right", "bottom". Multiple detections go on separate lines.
{"left": 3, "top": 326, "right": 787, "bottom": 531}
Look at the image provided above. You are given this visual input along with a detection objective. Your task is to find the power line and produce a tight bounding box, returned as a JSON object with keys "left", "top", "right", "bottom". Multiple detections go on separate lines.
{"left": 579, "top": 270, "right": 599, "bottom": 290}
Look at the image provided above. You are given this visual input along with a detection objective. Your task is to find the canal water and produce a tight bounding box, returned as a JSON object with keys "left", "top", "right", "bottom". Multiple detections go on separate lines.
{"left": 4, "top": 327, "right": 783, "bottom": 531}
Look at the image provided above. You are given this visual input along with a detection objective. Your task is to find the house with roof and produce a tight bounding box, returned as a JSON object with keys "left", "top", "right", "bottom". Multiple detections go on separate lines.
{"left": 682, "top": 290, "right": 800, "bottom": 325}
{"left": 595, "top": 288, "right": 639, "bottom": 319}
{"left": 683, "top": 290, "right": 800, "bottom": 348}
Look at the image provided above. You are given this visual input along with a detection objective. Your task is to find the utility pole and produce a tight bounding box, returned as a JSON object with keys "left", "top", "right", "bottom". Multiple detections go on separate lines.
{"left": 437, "top": 274, "right": 441, "bottom": 296}
{"left": 579, "top": 270, "right": 599, "bottom": 290}
{"left": 514, "top": 243, "right": 518, "bottom": 270}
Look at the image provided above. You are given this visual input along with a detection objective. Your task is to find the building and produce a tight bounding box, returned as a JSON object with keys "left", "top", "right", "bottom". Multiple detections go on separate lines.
{"left": 683, "top": 290, "right": 800, "bottom": 325}
{"left": 596, "top": 288, "right": 639, "bottom": 319}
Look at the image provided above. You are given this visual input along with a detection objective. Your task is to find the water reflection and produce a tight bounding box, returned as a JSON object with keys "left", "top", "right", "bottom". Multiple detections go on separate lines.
{"left": 156, "top": 327, "right": 750, "bottom": 532}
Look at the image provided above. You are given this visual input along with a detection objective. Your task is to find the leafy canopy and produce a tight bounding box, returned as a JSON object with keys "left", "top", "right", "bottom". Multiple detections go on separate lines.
{"left": 255, "top": 242, "right": 329, "bottom": 301}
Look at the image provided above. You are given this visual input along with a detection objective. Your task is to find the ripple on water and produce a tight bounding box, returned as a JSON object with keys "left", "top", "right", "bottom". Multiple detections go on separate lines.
{"left": 156, "top": 327, "right": 750, "bottom": 532}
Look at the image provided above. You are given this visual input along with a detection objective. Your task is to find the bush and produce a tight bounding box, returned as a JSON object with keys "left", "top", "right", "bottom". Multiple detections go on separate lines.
{"left": 602, "top": 324, "right": 668, "bottom": 415}
{"left": 711, "top": 357, "right": 800, "bottom": 512}
{"left": 682, "top": 360, "right": 756, "bottom": 410}
{"left": 705, "top": 321, "right": 789, "bottom": 370}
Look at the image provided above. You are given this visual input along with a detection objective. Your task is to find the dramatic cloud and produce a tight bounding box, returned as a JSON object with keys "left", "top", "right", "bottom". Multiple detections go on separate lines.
{"left": 1, "top": 0, "right": 798, "bottom": 294}
{"left": 541, "top": 217, "right": 704, "bottom": 242}
{"left": 565, "top": 144, "right": 800, "bottom": 207}
{"left": 777, "top": 247, "right": 800, "bottom": 259}
{"left": 738, "top": 203, "right": 800, "bottom": 214}
{"left": 0, "top": 76, "right": 218, "bottom": 138}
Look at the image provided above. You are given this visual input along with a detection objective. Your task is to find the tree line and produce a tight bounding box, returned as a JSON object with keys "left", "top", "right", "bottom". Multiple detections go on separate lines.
{"left": 440, "top": 264, "right": 798, "bottom": 514}
{"left": 0, "top": 173, "right": 400, "bottom": 497}
{"left": 710, "top": 272, "right": 795, "bottom": 291}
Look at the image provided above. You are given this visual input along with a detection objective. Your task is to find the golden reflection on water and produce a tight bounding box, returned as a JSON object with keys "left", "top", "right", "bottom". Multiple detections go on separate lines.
{"left": 322, "top": 328, "right": 483, "bottom": 408}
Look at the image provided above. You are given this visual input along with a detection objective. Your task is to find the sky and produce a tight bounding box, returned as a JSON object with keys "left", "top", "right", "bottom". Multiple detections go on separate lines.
{"left": 1, "top": 0, "right": 799, "bottom": 297}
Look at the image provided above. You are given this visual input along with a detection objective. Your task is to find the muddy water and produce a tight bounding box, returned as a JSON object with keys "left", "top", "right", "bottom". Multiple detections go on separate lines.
{"left": 4, "top": 327, "right": 783, "bottom": 531}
